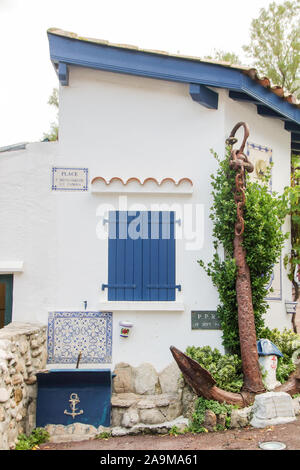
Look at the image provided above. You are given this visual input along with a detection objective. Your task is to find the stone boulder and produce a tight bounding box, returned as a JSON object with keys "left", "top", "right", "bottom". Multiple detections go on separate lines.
{"left": 158, "top": 361, "right": 182, "bottom": 394}
{"left": 133, "top": 363, "right": 159, "bottom": 395}
{"left": 112, "top": 363, "right": 134, "bottom": 394}
{"left": 250, "top": 391, "right": 296, "bottom": 428}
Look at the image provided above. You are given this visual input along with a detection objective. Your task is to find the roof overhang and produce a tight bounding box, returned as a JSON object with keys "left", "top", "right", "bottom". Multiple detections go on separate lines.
{"left": 47, "top": 29, "right": 300, "bottom": 153}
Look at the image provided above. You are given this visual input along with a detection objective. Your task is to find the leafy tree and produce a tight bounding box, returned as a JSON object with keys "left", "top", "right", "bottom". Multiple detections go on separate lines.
{"left": 243, "top": 0, "right": 300, "bottom": 97}
{"left": 204, "top": 50, "right": 241, "bottom": 65}
{"left": 42, "top": 88, "right": 59, "bottom": 141}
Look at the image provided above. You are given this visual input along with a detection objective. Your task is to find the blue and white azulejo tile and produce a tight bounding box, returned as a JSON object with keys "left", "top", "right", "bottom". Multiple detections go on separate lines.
{"left": 47, "top": 311, "right": 113, "bottom": 364}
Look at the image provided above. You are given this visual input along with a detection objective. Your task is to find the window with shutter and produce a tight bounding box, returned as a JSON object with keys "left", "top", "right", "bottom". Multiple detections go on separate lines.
{"left": 102, "top": 211, "right": 180, "bottom": 301}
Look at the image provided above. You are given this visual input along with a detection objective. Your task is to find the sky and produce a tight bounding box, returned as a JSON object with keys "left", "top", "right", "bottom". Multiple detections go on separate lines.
{"left": 0, "top": 0, "right": 276, "bottom": 147}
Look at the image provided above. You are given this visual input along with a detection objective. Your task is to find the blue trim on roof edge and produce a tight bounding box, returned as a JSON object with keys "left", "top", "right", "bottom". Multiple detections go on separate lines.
{"left": 58, "top": 62, "right": 69, "bottom": 86}
{"left": 189, "top": 84, "right": 218, "bottom": 109}
{"left": 47, "top": 32, "right": 300, "bottom": 128}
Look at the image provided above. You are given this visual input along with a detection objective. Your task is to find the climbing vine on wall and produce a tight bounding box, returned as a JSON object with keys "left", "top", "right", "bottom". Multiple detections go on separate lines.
{"left": 284, "top": 154, "right": 300, "bottom": 303}
{"left": 199, "top": 148, "right": 288, "bottom": 355}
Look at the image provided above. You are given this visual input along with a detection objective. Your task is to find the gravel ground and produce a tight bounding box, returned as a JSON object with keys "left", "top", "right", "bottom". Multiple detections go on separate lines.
{"left": 39, "top": 416, "right": 300, "bottom": 451}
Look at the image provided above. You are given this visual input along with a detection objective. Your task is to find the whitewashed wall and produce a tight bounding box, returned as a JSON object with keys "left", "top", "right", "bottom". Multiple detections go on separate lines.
{"left": 0, "top": 65, "right": 293, "bottom": 371}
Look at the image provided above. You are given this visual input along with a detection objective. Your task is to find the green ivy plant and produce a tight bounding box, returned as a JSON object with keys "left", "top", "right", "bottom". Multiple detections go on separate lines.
{"left": 188, "top": 396, "right": 234, "bottom": 433}
{"left": 95, "top": 431, "right": 112, "bottom": 439}
{"left": 186, "top": 328, "right": 300, "bottom": 393}
{"left": 283, "top": 154, "right": 300, "bottom": 309}
{"left": 168, "top": 425, "right": 188, "bottom": 436}
{"left": 185, "top": 345, "right": 243, "bottom": 393}
{"left": 199, "top": 148, "right": 288, "bottom": 355}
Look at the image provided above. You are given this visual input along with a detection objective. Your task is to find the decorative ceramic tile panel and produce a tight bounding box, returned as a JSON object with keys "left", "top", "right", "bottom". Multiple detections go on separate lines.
{"left": 52, "top": 167, "right": 88, "bottom": 191}
{"left": 246, "top": 142, "right": 272, "bottom": 191}
{"left": 47, "top": 311, "right": 112, "bottom": 364}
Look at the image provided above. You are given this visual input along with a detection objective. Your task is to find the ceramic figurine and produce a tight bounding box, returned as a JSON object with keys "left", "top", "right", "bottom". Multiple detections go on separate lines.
{"left": 257, "top": 339, "right": 283, "bottom": 390}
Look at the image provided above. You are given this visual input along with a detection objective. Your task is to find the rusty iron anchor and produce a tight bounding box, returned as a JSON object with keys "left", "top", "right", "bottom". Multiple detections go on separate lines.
{"left": 171, "top": 122, "right": 300, "bottom": 405}
{"left": 170, "top": 122, "right": 267, "bottom": 406}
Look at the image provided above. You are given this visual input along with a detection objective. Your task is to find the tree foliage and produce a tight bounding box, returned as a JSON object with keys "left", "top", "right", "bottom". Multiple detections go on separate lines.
{"left": 204, "top": 50, "right": 241, "bottom": 65}
{"left": 42, "top": 88, "right": 59, "bottom": 142}
{"left": 243, "top": 0, "right": 300, "bottom": 97}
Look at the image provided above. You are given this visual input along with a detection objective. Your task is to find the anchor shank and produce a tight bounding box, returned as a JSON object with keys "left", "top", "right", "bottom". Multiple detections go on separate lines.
{"left": 234, "top": 233, "right": 265, "bottom": 393}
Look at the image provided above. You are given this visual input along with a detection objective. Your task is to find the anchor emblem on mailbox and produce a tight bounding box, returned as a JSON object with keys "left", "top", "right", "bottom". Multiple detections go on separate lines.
{"left": 64, "top": 393, "right": 84, "bottom": 419}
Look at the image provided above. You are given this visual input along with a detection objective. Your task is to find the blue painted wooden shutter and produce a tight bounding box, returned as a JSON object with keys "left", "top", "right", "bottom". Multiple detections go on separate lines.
{"left": 107, "top": 211, "right": 176, "bottom": 301}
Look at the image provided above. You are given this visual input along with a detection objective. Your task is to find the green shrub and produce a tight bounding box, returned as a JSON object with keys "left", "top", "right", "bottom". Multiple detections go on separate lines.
{"left": 185, "top": 345, "right": 243, "bottom": 393}
{"left": 168, "top": 425, "right": 187, "bottom": 436}
{"left": 95, "top": 431, "right": 112, "bottom": 439}
{"left": 15, "top": 427, "right": 50, "bottom": 450}
{"left": 188, "top": 397, "right": 234, "bottom": 433}
{"left": 199, "top": 148, "right": 288, "bottom": 355}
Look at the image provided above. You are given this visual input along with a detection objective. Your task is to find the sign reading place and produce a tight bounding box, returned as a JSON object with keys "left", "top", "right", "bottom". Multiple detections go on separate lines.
{"left": 52, "top": 167, "right": 88, "bottom": 191}
{"left": 191, "top": 311, "right": 221, "bottom": 330}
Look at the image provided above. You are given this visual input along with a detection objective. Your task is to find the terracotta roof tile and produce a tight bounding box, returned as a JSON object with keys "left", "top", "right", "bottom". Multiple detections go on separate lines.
{"left": 91, "top": 177, "right": 193, "bottom": 187}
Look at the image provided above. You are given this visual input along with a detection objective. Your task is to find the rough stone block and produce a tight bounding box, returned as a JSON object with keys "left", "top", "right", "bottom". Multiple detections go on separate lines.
{"left": 122, "top": 408, "right": 140, "bottom": 428}
{"left": 203, "top": 409, "right": 217, "bottom": 431}
{"left": 111, "top": 393, "right": 138, "bottom": 408}
{"left": 139, "top": 408, "right": 165, "bottom": 425}
{"left": 113, "top": 363, "right": 134, "bottom": 394}
{"left": 0, "top": 406, "right": 5, "bottom": 422}
{"left": 165, "top": 401, "right": 182, "bottom": 421}
{"left": 181, "top": 384, "right": 198, "bottom": 420}
{"left": 12, "top": 374, "right": 23, "bottom": 386}
{"left": 293, "top": 397, "right": 300, "bottom": 415}
{"left": 25, "top": 375, "right": 37, "bottom": 385}
{"left": 133, "top": 363, "right": 159, "bottom": 395}
{"left": 0, "top": 340, "right": 12, "bottom": 351}
{"left": 137, "top": 394, "right": 172, "bottom": 409}
{"left": 0, "top": 388, "right": 10, "bottom": 403}
{"left": 230, "top": 406, "right": 252, "bottom": 428}
{"left": 111, "top": 407, "right": 124, "bottom": 427}
{"left": 250, "top": 392, "right": 296, "bottom": 428}
{"left": 111, "top": 426, "right": 129, "bottom": 437}
{"left": 159, "top": 362, "right": 181, "bottom": 394}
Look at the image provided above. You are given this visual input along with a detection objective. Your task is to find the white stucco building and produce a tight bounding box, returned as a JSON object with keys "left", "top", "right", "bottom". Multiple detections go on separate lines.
{"left": 0, "top": 28, "right": 299, "bottom": 372}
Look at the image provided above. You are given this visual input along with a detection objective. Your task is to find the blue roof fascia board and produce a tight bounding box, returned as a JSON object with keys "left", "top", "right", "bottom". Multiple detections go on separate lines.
{"left": 48, "top": 32, "right": 300, "bottom": 126}
{"left": 189, "top": 84, "right": 218, "bottom": 109}
{"left": 48, "top": 33, "right": 243, "bottom": 90}
{"left": 58, "top": 62, "right": 69, "bottom": 86}
{"left": 240, "top": 74, "right": 300, "bottom": 124}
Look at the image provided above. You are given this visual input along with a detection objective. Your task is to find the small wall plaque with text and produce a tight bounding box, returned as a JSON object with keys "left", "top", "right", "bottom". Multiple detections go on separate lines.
{"left": 191, "top": 311, "right": 221, "bottom": 330}
{"left": 52, "top": 167, "right": 88, "bottom": 191}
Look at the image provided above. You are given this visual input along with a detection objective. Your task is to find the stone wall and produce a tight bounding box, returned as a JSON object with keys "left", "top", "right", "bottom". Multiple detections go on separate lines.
{"left": 45, "top": 361, "right": 190, "bottom": 443}
{"left": 110, "top": 362, "right": 184, "bottom": 433}
{"left": 0, "top": 322, "right": 47, "bottom": 450}
{"left": 43, "top": 361, "right": 300, "bottom": 443}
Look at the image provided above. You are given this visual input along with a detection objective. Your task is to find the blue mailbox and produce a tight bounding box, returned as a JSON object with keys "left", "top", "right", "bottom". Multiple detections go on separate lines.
{"left": 36, "top": 369, "right": 113, "bottom": 428}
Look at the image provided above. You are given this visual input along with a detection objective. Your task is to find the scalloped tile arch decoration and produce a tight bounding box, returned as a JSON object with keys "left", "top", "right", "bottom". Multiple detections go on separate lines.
{"left": 91, "top": 176, "right": 193, "bottom": 194}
